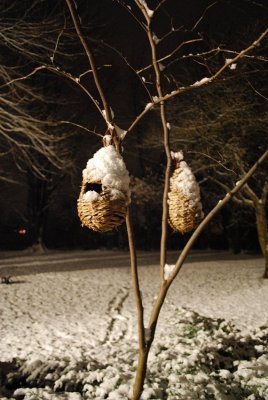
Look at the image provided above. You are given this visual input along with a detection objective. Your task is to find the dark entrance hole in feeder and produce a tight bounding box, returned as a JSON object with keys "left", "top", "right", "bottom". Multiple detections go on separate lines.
{"left": 85, "top": 182, "right": 102, "bottom": 194}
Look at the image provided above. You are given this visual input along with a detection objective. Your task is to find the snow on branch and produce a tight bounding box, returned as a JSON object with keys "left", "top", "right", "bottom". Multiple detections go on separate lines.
{"left": 137, "top": 0, "right": 154, "bottom": 18}
{"left": 137, "top": 38, "right": 203, "bottom": 74}
{"left": 225, "top": 58, "right": 237, "bottom": 70}
{"left": 191, "top": 77, "right": 211, "bottom": 87}
{"left": 127, "top": 27, "right": 268, "bottom": 135}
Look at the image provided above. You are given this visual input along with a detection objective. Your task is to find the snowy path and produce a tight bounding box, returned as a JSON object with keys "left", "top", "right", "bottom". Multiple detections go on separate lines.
{"left": 0, "top": 251, "right": 267, "bottom": 363}
{"left": 0, "top": 248, "right": 254, "bottom": 274}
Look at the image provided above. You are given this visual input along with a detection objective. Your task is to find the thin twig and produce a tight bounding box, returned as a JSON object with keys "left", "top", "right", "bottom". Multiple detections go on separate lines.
{"left": 191, "top": 1, "right": 219, "bottom": 31}
{"left": 127, "top": 27, "right": 268, "bottom": 135}
{"left": 0, "top": 64, "right": 104, "bottom": 118}
{"left": 65, "top": 0, "right": 113, "bottom": 125}
{"left": 247, "top": 80, "right": 268, "bottom": 101}
{"left": 137, "top": 38, "right": 203, "bottom": 74}
{"left": 59, "top": 121, "right": 103, "bottom": 137}
{"left": 50, "top": 15, "right": 66, "bottom": 63}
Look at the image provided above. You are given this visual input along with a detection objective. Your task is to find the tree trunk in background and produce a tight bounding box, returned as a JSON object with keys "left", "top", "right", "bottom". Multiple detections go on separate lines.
{"left": 27, "top": 171, "right": 49, "bottom": 252}
{"left": 255, "top": 202, "right": 268, "bottom": 278}
{"left": 264, "top": 259, "right": 268, "bottom": 279}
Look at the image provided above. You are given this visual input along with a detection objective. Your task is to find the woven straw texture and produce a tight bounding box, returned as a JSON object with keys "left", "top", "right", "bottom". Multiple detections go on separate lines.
{"left": 168, "top": 168, "right": 201, "bottom": 234}
{"left": 77, "top": 178, "right": 127, "bottom": 232}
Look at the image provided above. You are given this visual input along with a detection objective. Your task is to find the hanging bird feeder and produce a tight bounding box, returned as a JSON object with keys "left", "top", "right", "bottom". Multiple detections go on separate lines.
{"left": 168, "top": 151, "right": 203, "bottom": 234}
{"left": 77, "top": 135, "right": 130, "bottom": 232}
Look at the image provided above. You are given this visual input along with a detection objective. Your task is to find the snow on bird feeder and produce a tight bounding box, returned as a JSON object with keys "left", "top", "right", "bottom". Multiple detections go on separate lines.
{"left": 168, "top": 151, "right": 203, "bottom": 234}
{"left": 77, "top": 140, "right": 130, "bottom": 232}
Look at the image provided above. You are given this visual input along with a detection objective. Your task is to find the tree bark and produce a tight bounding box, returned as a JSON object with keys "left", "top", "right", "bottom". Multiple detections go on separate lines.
{"left": 27, "top": 171, "right": 48, "bottom": 251}
{"left": 132, "top": 347, "right": 150, "bottom": 400}
{"left": 263, "top": 259, "right": 268, "bottom": 279}
{"left": 255, "top": 202, "right": 268, "bottom": 278}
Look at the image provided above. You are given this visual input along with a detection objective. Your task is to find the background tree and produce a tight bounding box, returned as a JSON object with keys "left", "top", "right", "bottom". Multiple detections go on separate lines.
{"left": 0, "top": 0, "right": 79, "bottom": 249}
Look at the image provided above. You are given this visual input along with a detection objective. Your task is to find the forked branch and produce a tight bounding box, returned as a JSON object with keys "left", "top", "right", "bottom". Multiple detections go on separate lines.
{"left": 131, "top": 149, "right": 268, "bottom": 400}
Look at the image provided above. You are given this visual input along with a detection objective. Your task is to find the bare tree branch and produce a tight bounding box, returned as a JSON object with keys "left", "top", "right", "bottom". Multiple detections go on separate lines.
{"left": 65, "top": 0, "right": 113, "bottom": 125}
{"left": 127, "top": 27, "right": 268, "bottom": 135}
{"left": 191, "top": 1, "right": 219, "bottom": 31}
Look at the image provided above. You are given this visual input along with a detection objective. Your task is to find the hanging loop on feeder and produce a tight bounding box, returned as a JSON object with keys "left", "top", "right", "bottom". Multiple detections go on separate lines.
{"left": 171, "top": 150, "right": 184, "bottom": 168}
{"left": 102, "top": 127, "right": 122, "bottom": 153}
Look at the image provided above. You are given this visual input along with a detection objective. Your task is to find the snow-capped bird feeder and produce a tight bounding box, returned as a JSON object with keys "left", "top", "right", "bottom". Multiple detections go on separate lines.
{"left": 77, "top": 138, "right": 130, "bottom": 232}
{"left": 168, "top": 151, "right": 203, "bottom": 234}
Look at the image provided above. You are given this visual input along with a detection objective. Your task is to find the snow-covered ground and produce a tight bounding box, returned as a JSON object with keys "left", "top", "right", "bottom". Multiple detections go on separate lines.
{"left": 0, "top": 251, "right": 267, "bottom": 399}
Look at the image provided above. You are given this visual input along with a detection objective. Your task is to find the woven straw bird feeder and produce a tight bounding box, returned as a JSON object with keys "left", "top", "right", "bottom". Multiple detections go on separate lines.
{"left": 77, "top": 133, "right": 129, "bottom": 232}
{"left": 168, "top": 151, "right": 203, "bottom": 234}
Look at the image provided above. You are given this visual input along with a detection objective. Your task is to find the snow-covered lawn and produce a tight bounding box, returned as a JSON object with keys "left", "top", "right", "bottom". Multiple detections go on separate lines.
{"left": 0, "top": 252, "right": 267, "bottom": 399}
